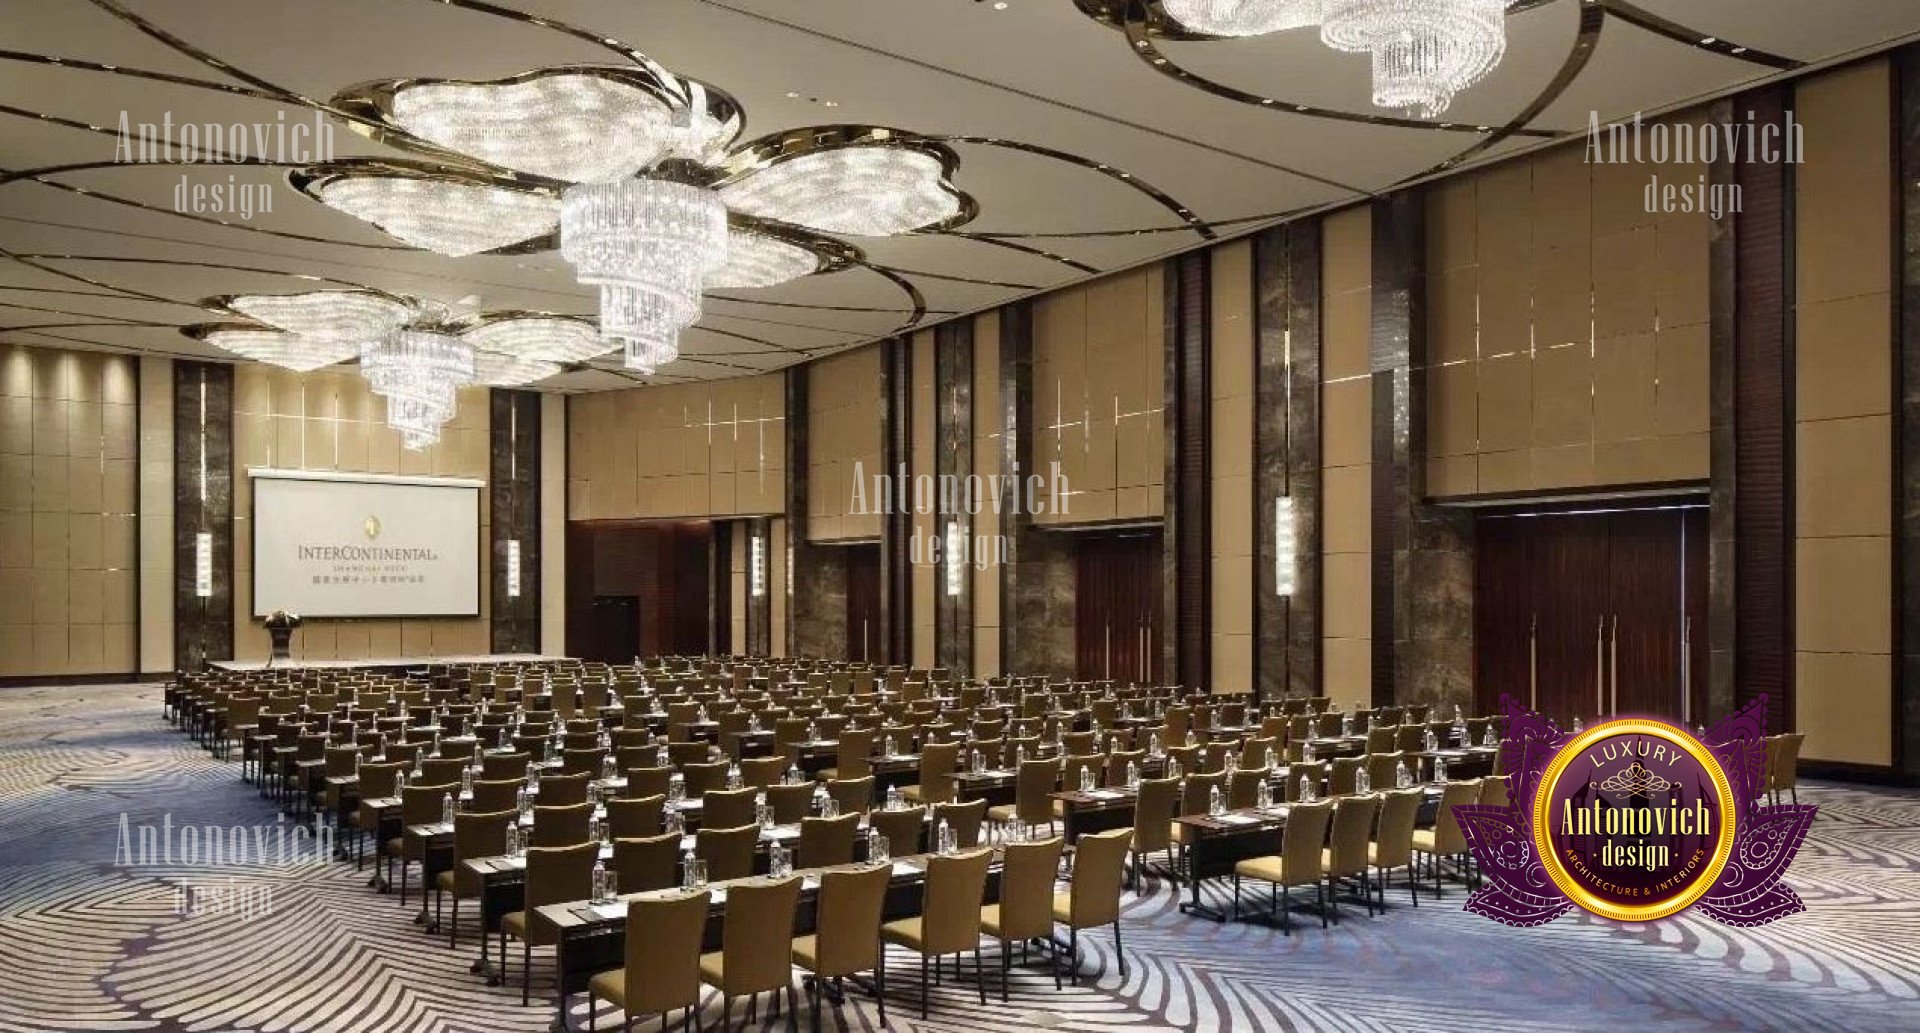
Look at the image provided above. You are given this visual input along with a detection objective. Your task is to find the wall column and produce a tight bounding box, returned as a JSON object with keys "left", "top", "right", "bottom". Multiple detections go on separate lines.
{"left": 1255, "top": 222, "right": 1324, "bottom": 700}
{"left": 172, "top": 361, "right": 233, "bottom": 669}
{"left": 138, "top": 356, "right": 174, "bottom": 675}
{"left": 1165, "top": 253, "right": 1211, "bottom": 691}
{"left": 488, "top": 389, "right": 541, "bottom": 654}
{"left": 1000, "top": 302, "right": 1076, "bottom": 677}
{"left": 935, "top": 319, "right": 974, "bottom": 675}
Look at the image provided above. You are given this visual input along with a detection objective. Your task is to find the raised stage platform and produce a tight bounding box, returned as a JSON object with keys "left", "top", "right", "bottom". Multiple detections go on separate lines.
{"left": 207, "top": 653, "right": 563, "bottom": 673}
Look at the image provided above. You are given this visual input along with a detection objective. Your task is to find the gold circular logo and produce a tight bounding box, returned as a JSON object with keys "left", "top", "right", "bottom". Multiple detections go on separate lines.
{"left": 363, "top": 515, "right": 381, "bottom": 540}
{"left": 1531, "top": 719, "right": 1738, "bottom": 922}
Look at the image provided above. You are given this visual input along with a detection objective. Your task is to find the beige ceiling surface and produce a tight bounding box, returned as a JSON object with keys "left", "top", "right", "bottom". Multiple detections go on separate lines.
{"left": 3, "top": 0, "right": 1916, "bottom": 390}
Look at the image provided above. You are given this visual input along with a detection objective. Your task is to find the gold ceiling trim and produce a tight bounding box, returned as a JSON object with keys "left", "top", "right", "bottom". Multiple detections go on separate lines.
{"left": 932, "top": 135, "right": 1215, "bottom": 240}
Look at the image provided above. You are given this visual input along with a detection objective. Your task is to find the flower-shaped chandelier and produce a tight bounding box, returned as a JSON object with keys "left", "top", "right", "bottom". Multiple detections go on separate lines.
{"left": 1159, "top": 0, "right": 1514, "bottom": 119}
{"left": 185, "top": 292, "right": 601, "bottom": 448}
{"left": 294, "top": 65, "right": 973, "bottom": 373}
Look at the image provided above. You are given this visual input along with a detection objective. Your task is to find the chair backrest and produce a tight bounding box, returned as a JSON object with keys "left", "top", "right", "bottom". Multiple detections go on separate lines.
{"left": 470, "top": 777, "right": 520, "bottom": 814}
{"left": 741, "top": 755, "right": 787, "bottom": 788}
{"left": 1015, "top": 758, "right": 1063, "bottom": 826}
{"left": 867, "top": 806, "right": 926, "bottom": 857}
{"left": 1364, "top": 752, "right": 1404, "bottom": 793}
{"left": 537, "top": 771, "right": 591, "bottom": 807}
{"left": 696, "top": 823, "right": 760, "bottom": 882}
{"left": 525, "top": 841, "right": 598, "bottom": 909}
{"left": 1066, "top": 828, "right": 1131, "bottom": 928}
{"left": 719, "top": 876, "right": 804, "bottom": 994}
{"left": 683, "top": 760, "right": 729, "bottom": 798}
{"left": 1228, "top": 769, "right": 1268, "bottom": 809}
{"left": 702, "top": 787, "right": 758, "bottom": 830}
{"left": 1131, "top": 776, "right": 1179, "bottom": 853}
{"left": 797, "top": 812, "right": 862, "bottom": 868}
{"left": 531, "top": 802, "right": 591, "bottom": 847}
{"left": 402, "top": 783, "right": 457, "bottom": 825}
{"left": 1336, "top": 752, "right": 1367, "bottom": 791}
{"left": 623, "top": 766, "right": 673, "bottom": 800}
{"left": 1327, "top": 794, "right": 1381, "bottom": 877}
{"left": 765, "top": 783, "right": 814, "bottom": 825}
{"left": 916, "top": 743, "right": 962, "bottom": 803}
{"left": 828, "top": 776, "right": 875, "bottom": 816}
{"left": 613, "top": 832, "right": 682, "bottom": 894}
{"left": 1478, "top": 774, "right": 1510, "bottom": 808}
{"left": 836, "top": 729, "right": 876, "bottom": 779}
{"left": 606, "top": 794, "right": 666, "bottom": 839}
{"left": 918, "top": 849, "right": 994, "bottom": 956}
{"left": 1774, "top": 733, "right": 1805, "bottom": 792}
{"left": 622, "top": 889, "right": 711, "bottom": 1013}
{"left": 1104, "top": 749, "right": 1146, "bottom": 786}
{"left": 1432, "top": 779, "right": 1483, "bottom": 855}
{"left": 449, "top": 807, "right": 515, "bottom": 894}
{"left": 808, "top": 862, "right": 893, "bottom": 977}
{"left": 994, "top": 836, "right": 1066, "bottom": 942}
{"left": 931, "top": 798, "right": 987, "bottom": 848}
{"left": 1373, "top": 788, "right": 1423, "bottom": 868}
{"left": 1179, "top": 771, "right": 1226, "bottom": 817}
{"left": 1279, "top": 799, "right": 1334, "bottom": 884}
{"left": 359, "top": 760, "right": 404, "bottom": 800}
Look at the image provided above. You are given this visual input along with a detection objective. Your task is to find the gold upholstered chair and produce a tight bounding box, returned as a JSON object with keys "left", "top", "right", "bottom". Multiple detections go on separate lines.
{"left": 587, "top": 889, "right": 710, "bottom": 1032}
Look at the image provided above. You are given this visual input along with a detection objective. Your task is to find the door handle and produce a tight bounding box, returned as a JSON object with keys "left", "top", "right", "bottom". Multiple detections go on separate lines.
{"left": 1528, "top": 614, "right": 1538, "bottom": 712}
{"left": 1595, "top": 616, "right": 1606, "bottom": 721}
{"left": 1680, "top": 616, "right": 1692, "bottom": 726}
{"left": 1609, "top": 614, "right": 1618, "bottom": 716}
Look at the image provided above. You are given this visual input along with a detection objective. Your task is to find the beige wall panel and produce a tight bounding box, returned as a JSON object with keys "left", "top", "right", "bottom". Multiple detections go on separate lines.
{"left": 1797, "top": 417, "right": 1892, "bottom": 539}
{"left": 1427, "top": 365, "right": 1478, "bottom": 458}
{"left": 1320, "top": 380, "right": 1372, "bottom": 469}
{"left": 1321, "top": 291, "right": 1372, "bottom": 381}
{"left": 1530, "top": 343, "right": 1593, "bottom": 447}
{"left": 1796, "top": 651, "right": 1893, "bottom": 766}
{"left": 1797, "top": 294, "right": 1894, "bottom": 422}
{"left": 1429, "top": 178, "right": 1478, "bottom": 271}
{"left": 1796, "top": 537, "right": 1892, "bottom": 655}
{"left": 1654, "top": 324, "right": 1711, "bottom": 437}
{"left": 1591, "top": 332, "right": 1657, "bottom": 444}
{"left": 1795, "top": 62, "right": 1892, "bottom": 306}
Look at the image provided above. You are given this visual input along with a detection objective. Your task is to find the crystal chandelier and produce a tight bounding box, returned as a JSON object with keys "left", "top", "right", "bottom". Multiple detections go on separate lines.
{"left": 560, "top": 177, "right": 728, "bottom": 373}
{"left": 460, "top": 316, "right": 613, "bottom": 364}
{"left": 718, "top": 147, "right": 961, "bottom": 236}
{"left": 360, "top": 328, "right": 475, "bottom": 449}
{"left": 708, "top": 231, "right": 823, "bottom": 290}
{"left": 201, "top": 329, "right": 358, "bottom": 373}
{"left": 1160, "top": 0, "right": 1323, "bottom": 37}
{"left": 199, "top": 290, "right": 412, "bottom": 372}
{"left": 314, "top": 175, "right": 560, "bottom": 256}
{"left": 1319, "top": 0, "right": 1511, "bottom": 118}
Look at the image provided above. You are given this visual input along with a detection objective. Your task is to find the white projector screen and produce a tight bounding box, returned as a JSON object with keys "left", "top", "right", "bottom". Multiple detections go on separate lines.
{"left": 249, "top": 469, "right": 481, "bottom": 619}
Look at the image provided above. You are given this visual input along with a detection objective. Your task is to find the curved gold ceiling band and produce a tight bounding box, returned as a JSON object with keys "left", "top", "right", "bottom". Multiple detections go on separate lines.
{"left": 932, "top": 135, "right": 1214, "bottom": 240}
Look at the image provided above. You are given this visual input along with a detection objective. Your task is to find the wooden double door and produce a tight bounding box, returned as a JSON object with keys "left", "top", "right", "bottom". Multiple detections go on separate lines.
{"left": 1475, "top": 507, "right": 1708, "bottom": 725}
{"left": 1075, "top": 532, "right": 1163, "bottom": 683}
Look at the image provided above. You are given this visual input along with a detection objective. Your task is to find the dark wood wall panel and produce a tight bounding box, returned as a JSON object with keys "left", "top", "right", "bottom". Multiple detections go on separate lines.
{"left": 1897, "top": 46, "right": 1920, "bottom": 775}
{"left": 1254, "top": 222, "right": 1323, "bottom": 701}
{"left": 488, "top": 389, "right": 541, "bottom": 654}
{"left": 1729, "top": 84, "right": 1796, "bottom": 736}
{"left": 880, "top": 338, "right": 912, "bottom": 666}
{"left": 1166, "top": 253, "right": 1211, "bottom": 691}
{"left": 999, "top": 302, "right": 1078, "bottom": 677}
{"left": 786, "top": 367, "right": 850, "bottom": 660}
{"left": 173, "top": 361, "right": 233, "bottom": 669}
{"left": 934, "top": 320, "right": 974, "bottom": 674}
{"left": 745, "top": 516, "right": 771, "bottom": 657}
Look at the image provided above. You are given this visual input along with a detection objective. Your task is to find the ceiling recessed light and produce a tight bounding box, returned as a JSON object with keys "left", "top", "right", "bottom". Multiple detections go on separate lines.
{"left": 993, "top": 2, "right": 1009, "bottom": 9}
{"left": 785, "top": 91, "right": 800, "bottom": 98}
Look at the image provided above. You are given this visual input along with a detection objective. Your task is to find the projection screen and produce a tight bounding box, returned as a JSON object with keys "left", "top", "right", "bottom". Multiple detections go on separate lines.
{"left": 249, "top": 469, "right": 481, "bottom": 618}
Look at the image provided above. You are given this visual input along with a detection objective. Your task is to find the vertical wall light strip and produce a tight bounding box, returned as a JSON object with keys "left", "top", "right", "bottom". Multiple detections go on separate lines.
{"left": 194, "top": 532, "right": 213, "bottom": 598}
{"left": 750, "top": 533, "right": 767, "bottom": 597}
{"left": 944, "top": 520, "right": 965, "bottom": 597}
{"left": 506, "top": 538, "right": 522, "bottom": 598}
{"left": 1275, "top": 496, "right": 1297, "bottom": 596}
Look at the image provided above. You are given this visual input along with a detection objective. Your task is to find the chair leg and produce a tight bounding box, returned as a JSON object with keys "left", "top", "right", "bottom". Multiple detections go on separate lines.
{"left": 1316, "top": 883, "right": 1327, "bottom": 929}
{"left": 1231, "top": 873, "right": 1241, "bottom": 921}
{"left": 521, "top": 941, "right": 531, "bottom": 1006}
{"left": 1068, "top": 928, "right": 1078, "bottom": 987}
{"left": 1001, "top": 940, "right": 1011, "bottom": 1003}
{"left": 975, "top": 948, "right": 986, "bottom": 1005}
{"left": 1326, "top": 876, "right": 1338, "bottom": 925}
{"left": 1281, "top": 886, "right": 1291, "bottom": 935}
{"left": 875, "top": 945, "right": 886, "bottom": 1026}
{"left": 1113, "top": 920, "right": 1125, "bottom": 978}
{"left": 920, "top": 954, "right": 929, "bottom": 1019}
{"left": 449, "top": 895, "right": 460, "bottom": 949}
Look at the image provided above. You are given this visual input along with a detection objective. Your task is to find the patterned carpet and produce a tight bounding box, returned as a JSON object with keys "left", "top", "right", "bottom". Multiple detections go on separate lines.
{"left": 1, "top": 682, "right": 1917, "bottom": 1033}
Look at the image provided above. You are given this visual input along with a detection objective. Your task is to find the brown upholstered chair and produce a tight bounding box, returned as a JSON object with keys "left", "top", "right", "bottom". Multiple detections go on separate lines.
{"left": 765, "top": 783, "right": 814, "bottom": 825}
{"left": 1322, "top": 792, "right": 1383, "bottom": 922}
{"left": 537, "top": 771, "right": 592, "bottom": 807}
{"left": 792, "top": 862, "right": 892, "bottom": 1028}
{"left": 530, "top": 803, "right": 591, "bottom": 848}
{"left": 867, "top": 806, "right": 926, "bottom": 858}
{"left": 1232, "top": 798, "right": 1334, "bottom": 933}
{"left": 980, "top": 835, "right": 1066, "bottom": 998}
{"left": 682, "top": 760, "right": 730, "bottom": 798}
{"left": 826, "top": 776, "right": 875, "bottom": 816}
{"left": 819, "top": 728, "right": 876, "bottom": 782}
{"left": 621, "top": 765, "right": 673, "bottom": 800}
{"left": 699, "top": 874, "right": 804, "bottom": 1027}
{"left": 612, "top": 833, "right": 682, "bottom": 895}
{"left": 1370, "top": 787, "right": 1424, "bottom": 910}
{"left": 930, "top": 798, "right": 987, "bottom": 849}
{"left": 1128, "top": 775, "right": 1180, "bottom": 890}
{"left": 470, "top": 777, "right": 522, "bottom": 814}
{"left": 1412, "top": 778, "right": 1482, "bottom": 897}
{"left": 701, "top": 786, "right": 758, "bottom": 831}
{"left": 987, "top": 758, "right": 1061, "bottom": 836}
{"left": 882, "top": 848, "right": 994, "bottom": 1017}
{"left": 589, "top": 888, "right": 711, "bottom": 1031}
{"left": 604, "top": 794, "right": 665, "bottom": 840}
{"left": 435, "top": 807, "right": 514, "bottom": 950}
{"left": 502, "top": 841, "right": 598, "bottom": 1005}
{"left": 900, "top": 742, "right": 961, "bottom": 805}
{"left": 796, "top": 812, "right": 861, "bottom": 869}
{"left": 387, "top": 782, "right": 458, "bottom": 905}
{"left": 1053, "top": 828, "right": 1131, "bottom": 983}
{"left": 696, "top": 823, "right": 760, "bottom": 883}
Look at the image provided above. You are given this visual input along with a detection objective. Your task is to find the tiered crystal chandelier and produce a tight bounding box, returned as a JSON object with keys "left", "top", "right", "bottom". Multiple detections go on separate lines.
{"left": 302, "top": 66, "right": 974, "bottom": 377}
{"left": 1159, "top": 0, "right": 1513, "bottom": 119}
{"left": 359, "top": 327, "right": 475, "bottom": 449}
{"left": 1319, "top": 0, "right": 1510, "bottom": 119}
{"left": 559, "top": 176, "right": 729, "bottom": 374}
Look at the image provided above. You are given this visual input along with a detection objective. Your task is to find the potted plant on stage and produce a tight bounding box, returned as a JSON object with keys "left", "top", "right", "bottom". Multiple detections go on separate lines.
{"left": 264, "top": 609, "right": 302, "bottom": 665}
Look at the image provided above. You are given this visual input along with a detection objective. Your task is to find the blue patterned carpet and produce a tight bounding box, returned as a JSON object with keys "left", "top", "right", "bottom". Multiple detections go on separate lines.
{"left": 1, "top": 681, "right": 1916, "bottom": 1032}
